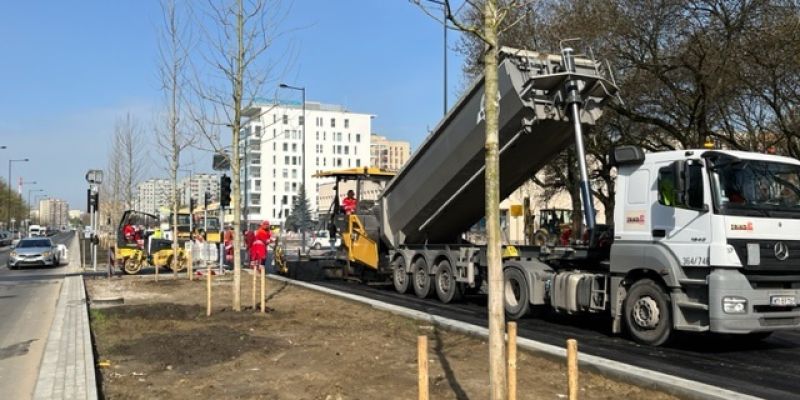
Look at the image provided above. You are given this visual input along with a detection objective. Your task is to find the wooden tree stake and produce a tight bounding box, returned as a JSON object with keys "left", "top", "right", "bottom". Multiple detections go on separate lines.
{"left": 206, "top": 262, "right": 212, "bottom": 317}
{"left": 507, "top": 322, "right": 517, "bottom": 400}
{"left": 187, "top": 249, "right": 193, "bottom": 281}
{"left": 260, "top": 265, "right": 266, "bottom": 313}
{"left": 418, "top": 335, "right": 428, "bottom": 400}
{"left": 252, "top": 265, "right": 257, "bottom": 310}
{"left": 567, "top": 338, "right": 578, "bottom": 400}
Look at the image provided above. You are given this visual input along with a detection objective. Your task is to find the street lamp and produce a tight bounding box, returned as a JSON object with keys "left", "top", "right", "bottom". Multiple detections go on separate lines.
{"left": 7, "top": 158, "right": 29, "bottom": 228}
{"left": 279, "top": 83, "right": 306, "bottom": 252}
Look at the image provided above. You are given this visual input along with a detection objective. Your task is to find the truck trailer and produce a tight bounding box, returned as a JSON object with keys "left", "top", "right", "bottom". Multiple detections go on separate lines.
{"left": 302, "top": 46, "right": 800, "bottom": 346}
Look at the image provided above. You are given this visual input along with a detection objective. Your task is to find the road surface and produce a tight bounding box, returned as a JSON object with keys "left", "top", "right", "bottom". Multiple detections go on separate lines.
{"left": 0, "top": 232, "right": 74, "bottom": 400}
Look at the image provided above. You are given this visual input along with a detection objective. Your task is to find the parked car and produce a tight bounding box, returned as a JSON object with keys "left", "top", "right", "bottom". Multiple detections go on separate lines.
{"left": 0, "top": 231, "right": 11, "bottom": 246}
{"left": 307, "top": 230, "right": 341, "bottom": 250}
{"left": 8, "top": 238, "right": 61, "bottom": 269}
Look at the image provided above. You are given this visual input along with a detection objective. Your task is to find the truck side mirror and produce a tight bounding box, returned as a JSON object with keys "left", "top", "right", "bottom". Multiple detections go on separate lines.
{"left": 671, "top": 160, "right": 687, "bottom": 203}
{"left": 683, "top": 161, "right": 708, "bottom": 212}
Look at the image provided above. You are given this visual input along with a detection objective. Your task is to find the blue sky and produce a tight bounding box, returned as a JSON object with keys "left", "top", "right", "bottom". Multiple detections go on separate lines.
{"left": 0, "top": 1, "right": 467, "bottom": 210}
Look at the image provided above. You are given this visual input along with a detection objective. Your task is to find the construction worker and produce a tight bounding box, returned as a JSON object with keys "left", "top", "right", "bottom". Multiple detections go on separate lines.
{"left": 250, "top": 221, "right": 269, "bottom": 271}
{"left": 342, "top": 190, "right": 358, "bottom": 215}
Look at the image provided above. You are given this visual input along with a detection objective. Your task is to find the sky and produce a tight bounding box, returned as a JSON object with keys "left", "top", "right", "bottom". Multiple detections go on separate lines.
{"left": 0, "top": 0, "right": 467, "bottom": 211}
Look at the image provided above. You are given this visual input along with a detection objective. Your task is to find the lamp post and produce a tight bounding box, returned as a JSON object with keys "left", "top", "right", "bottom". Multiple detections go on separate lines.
{"left": 27, "top": 187, "right": 42, "bottom": 232}
{"left": 279, "top": 83, "right": 306, "bottom": 253}
{"left": 7, "top": 158, "right": 29, "bottom": 228}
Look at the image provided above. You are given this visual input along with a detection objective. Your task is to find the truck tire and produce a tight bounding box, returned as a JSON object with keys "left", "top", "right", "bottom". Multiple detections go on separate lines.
{"left": 504, "top": 267, "right": 530, "bottom": 320}
{"left": 435, "top": 259, "right": 463, "bottom": 304}
{"left": 392, "top": 256, "right": 410, "bottom": 294}
{"left": 412, "top": 257, "right": 433, "bottom": 299}
{"left": 623, "top": 279, "right": 672, "bottom": 346}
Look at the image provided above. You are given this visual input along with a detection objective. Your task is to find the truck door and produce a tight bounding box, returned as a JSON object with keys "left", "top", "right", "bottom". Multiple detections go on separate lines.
{"left": 651, "top": 160, "right": 712, "bottom": 267}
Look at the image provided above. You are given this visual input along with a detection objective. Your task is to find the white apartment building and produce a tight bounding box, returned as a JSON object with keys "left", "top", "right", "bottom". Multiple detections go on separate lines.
{"left": 370, "top": 134, "right": 411, "bottom": 172}
{"left": 135, "top": 179, "right": 173, "bottom": 214}
{"left": 242, "top": 101, "right": 372, "bottom": 225}
{"left": 38, "top": 198, "right": 69, "bottom": 227}
{"left": 179, "top": 173, "right": 219, "bottom": 205}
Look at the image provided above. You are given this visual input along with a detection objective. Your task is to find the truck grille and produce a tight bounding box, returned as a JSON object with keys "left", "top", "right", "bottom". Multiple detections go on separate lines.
{"left": 728, "top": 239, "right": 800, "bottom": 288}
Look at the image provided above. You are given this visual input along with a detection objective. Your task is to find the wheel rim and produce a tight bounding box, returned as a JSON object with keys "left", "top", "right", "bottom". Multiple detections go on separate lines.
{"left": 415, "top": 266, "right": 426, "bottom": 288}
{"left": 394, "top": 264, "right": 406, "bottom": 286}
{"left": 505, "top": 276, "right": 521, "bottom": 307}
{"left": 437, "top": 266, "right": 451, "bottom": 293}
{"left": 632, "top": 296, "right": 661, "bottom": 330}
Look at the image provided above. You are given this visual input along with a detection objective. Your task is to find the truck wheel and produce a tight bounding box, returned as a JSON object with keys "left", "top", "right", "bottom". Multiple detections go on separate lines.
{"left": 624, "top": 279, "right": 672, "bottom": 346}
{"left": 392, "top": 256, "right": 410, "bottom": 294}
{"left": 122, "top": 258, "right": 142, "bottom": 275}
{"left": 435, "top": 259, "right": 463, "bottom": 304}
{"left": 504, "top": 268, "right": 530, "bottom": 320}
{"left": 412, "top": 257, "right": 433, "bottom": 299}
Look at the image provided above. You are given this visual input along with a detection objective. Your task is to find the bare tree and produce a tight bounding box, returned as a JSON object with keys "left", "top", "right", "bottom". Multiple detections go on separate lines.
{"left": 156, "top": 0, "right": 196, "bottom": 274}
{"left": 414, "top": 1, "right": 533, "bottom": 398}
{"left": 190, "top": 0, "right": 290, "bottom": 311}
{"left": 103, "top": 114, "right": 147, "bottom": 224}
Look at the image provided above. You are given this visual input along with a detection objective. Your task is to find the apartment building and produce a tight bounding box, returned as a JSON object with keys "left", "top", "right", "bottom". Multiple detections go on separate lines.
{"left": 370, "top": 134, "right": 410, "bottom": 172}
{"left": 134, "top": 179, "right": 173, "bottom": 214}
{"left": 241, "top": 101, "right": 372, "bottom": 225}
{"left": 38, "top": 198, "right": 69, "bottom": 227}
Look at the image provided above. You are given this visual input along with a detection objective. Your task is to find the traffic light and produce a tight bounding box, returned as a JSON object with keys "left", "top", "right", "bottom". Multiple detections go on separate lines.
{"left": 204, "top": 191, "right": 210, "bottom": 208}
{"left": 220, "top": 174, "right": 231, "bottom": 208}
{"left": 190, "top": 197, "right": 196, "bottom": 214}
{"left": 86, "top": 189, "right": 100, "bottom": 212}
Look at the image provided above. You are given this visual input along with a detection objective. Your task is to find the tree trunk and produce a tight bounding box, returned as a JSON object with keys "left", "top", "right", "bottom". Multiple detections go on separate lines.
{"left": 229, "top": 0, "right": 245, "bottom": 312}
{"left": 483, "top": 1, "right": 506, "bottom": 398}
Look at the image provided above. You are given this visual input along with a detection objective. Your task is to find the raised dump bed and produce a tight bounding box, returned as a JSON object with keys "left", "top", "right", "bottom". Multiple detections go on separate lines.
{"left": 379, "top": 48, "right": 616, "bottom": 247}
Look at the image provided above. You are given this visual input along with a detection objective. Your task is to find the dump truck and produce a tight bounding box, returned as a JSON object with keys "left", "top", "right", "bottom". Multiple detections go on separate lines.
{"left": 302, "top": 46, "right": 800, "bottom": 346}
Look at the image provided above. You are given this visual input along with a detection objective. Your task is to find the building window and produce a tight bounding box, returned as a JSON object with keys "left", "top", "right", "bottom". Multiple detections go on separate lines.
{"left": 292, "top": 182, "right": 297, "bottom": 192}
{"left": 347, "top": 158, "right": 351, "bottom": 167}
{"left": 348, "top": 133, "right": 351, "bottom": 142}
{"left": 292, "top": 169, "right": 297, "bottom": 179}
{"left": 356, "top": 133, "right": 361, "bottom": 143}
{"left": 282, "top": 169, "right": 288, "bottom": 178}
{"left": 344, "top": 118, "right": 349, "bottom": 129}
{"left": 316, "top": 131, "right": 319, "bottom": 140}
{"left": 273, "top": 142, "right": 276, "bottom": 151}
{"left": 344, "top": 146, "right": 349, "bottom": 155}
{"left": 292, "top": 143, "right": 297, "bottom": 152}
{"left": 331, "top": 118, "right": 336, "bottom": 128}
{"left": 356, "top": 159, "right": 361, "bottom": 167}
{"left": 323, "top": 132, "right": 326, "bottom": 141}
{"left": 273, "top": 115, "right": 277, "bottom": 123}
{"left": 283, "top": 143, "right": 288, "bottom": 151}
{"left": 284, "top": 182, "right": 290, "bottom": 191}
{"left": 285, "top": 156, "right": 290, "bottom": 164}
{"left": 292, "top": 156, "right": 297, "bottom": 165}
{"left": 283, "top": 115, "right": 288, "bottom": 124}
{"left": 299, "top": 116, "right": 304, "bottom": 126}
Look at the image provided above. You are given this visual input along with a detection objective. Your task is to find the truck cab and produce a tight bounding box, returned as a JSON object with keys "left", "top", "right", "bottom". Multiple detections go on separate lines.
{"left": 611, "top": 147, "right": 800, "bottom": 343}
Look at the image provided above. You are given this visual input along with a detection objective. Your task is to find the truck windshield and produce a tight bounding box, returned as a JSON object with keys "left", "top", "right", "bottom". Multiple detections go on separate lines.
{"left": 711, "top": 159, "right": 800, "bottom": 217}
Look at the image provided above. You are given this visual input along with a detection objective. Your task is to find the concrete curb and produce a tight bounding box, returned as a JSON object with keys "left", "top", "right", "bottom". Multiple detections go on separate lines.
{"left": 33, "top": 234, "right": 98, "bottom": 400}
{"left": 268, "top": 274, "right": 761, "bottom": 400}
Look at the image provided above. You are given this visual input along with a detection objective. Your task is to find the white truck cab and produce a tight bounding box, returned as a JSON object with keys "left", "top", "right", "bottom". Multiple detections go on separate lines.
{"left": 611, "top": 147, "right": 800, "bottom": 342}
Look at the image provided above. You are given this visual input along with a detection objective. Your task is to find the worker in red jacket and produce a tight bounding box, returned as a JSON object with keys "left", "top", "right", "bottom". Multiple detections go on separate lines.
{"left": 342, "top": 190, "right": 358, "bottom": 215}
{"left": 250, "top": 220, "right": 271, "bottom": 270}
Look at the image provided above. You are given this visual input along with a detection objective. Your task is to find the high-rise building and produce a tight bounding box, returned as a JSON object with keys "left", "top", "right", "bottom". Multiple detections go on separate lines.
{"left": 241, "top": 101, "right": 372, "bottom": 225}
{"left": 370, "top": 134, "right": 410, "bottom": 172}
{"left": 135, "top": 179, "right": 173, "bottom": 214}
{"left": 179, "top": 173, "right": 219, "bottom": 205}
{"left": 38, "top": 198, "right": 69, "bottom": 227}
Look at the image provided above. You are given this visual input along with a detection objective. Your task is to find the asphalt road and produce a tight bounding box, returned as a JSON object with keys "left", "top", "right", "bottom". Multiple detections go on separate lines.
{"left": 0, "top": 232, "right": 74, "bottom": 400}
{"left": 308, "top": 278, "right": 800, "bottom": 400}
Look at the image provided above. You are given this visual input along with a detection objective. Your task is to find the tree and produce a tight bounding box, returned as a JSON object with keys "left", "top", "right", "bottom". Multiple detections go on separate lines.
{"left": 102, "top": 113, "right": 147, "bottom": 231}
{"left": 0, "top": 178, "right": 27, "bottom": 230}
{"left": 156, "top": 0, "right": 195, "bottom": 275}
{"left": 414, "top": 1, "right": 534, "bottom": 398}
{"left": 191, "top": 0, "right": 289, "bottom": 311}
{"left": 284, "top": 186, "right": 313, "bottom": 232}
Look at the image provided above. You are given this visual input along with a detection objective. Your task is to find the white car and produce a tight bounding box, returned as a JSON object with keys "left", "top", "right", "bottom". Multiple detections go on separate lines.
{"left": 307, "top": 230, "right": 341, "bottom": 250}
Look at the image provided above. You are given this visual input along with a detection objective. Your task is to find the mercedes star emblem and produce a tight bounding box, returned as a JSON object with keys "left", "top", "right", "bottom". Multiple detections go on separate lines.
{"left": 774, "top": 242, "right": 790, "bottom": 261}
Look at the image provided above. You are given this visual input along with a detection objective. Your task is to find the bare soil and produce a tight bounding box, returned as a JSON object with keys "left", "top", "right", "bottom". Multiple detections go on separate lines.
{"left": 86, "top": 273, "right": 679, "bottom": 400}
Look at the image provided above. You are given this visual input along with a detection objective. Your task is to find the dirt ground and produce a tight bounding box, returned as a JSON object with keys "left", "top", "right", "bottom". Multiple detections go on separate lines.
{"left": 86, "top": 273, "right": 680, "bottom": 400}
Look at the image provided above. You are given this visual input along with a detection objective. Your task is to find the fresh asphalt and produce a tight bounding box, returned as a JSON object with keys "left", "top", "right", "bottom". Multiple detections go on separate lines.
{"left": 0, "top": 232, "right": 74, "bottom": 400}
{"left": 306, "top": 278, "right": 800, "bottom": 399}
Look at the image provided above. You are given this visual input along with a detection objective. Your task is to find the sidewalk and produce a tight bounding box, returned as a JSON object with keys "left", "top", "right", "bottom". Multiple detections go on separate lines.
{"left": 33, "top": 235, "right": 98, "bottom": 400}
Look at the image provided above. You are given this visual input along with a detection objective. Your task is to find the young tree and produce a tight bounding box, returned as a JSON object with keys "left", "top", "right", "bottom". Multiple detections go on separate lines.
{"left": 191, "top": 0, "right": 289, "bottom": 311}
{"left": 102, "top": 113, "right": 147, "bottom": 229}
{"left": 414, "top": 1, "right": 533, "bottom": 398}
{"left": 156, "top": 0, "right": 195, "bottom": 274}
{"left": 284, "top": 186, "right": 313, "bottom": 233}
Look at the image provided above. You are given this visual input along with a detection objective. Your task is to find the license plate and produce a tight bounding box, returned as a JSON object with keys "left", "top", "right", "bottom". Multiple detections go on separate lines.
{"left": 770, "top": 295, "right": 797, "bottom": 307}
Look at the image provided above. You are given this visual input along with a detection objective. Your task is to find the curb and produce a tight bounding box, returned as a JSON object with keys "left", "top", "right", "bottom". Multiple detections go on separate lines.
{"left": 33, "top": 234, "right": 98, "bottom": 400}
{"left": 268, "top": 274, "right": 761, "bottom": 400}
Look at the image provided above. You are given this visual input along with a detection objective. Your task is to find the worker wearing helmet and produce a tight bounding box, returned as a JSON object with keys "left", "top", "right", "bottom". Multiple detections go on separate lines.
{"left": 251, "top": 220, "right": 271, "bottom": 271}
{"left": 342, "top": 190, "right": 358, "bottom": 215}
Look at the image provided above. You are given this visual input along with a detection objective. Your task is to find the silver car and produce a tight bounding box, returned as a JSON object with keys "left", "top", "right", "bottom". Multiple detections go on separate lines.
{"left": 8, "top": 238, "right": 60, "bottom": 269}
